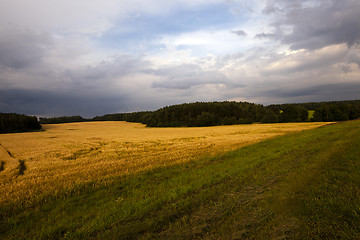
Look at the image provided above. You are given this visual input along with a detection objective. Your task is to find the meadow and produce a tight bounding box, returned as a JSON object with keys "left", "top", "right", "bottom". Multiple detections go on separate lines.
{"left": 1, "top": 120, "right": 359, "bottom": 239}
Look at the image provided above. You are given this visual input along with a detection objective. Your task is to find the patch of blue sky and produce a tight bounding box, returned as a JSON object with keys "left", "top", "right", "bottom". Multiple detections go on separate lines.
{"left": 97, "top": 3, "right": 246, "bottom": 52}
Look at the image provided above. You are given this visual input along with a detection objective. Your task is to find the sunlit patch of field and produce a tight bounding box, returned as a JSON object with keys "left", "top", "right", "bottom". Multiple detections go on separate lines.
{"left": 0, "top": 121, "right": 328, "bottom": 207}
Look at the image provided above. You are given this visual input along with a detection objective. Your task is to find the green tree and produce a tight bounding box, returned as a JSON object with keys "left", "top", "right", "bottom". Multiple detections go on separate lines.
{"left": 222, "top": 116, "right": 238, "bottom": 125}
{"left": 261, "top": 110, "right": 279, "bottom": 123}
{"left": 196, "top": 112, "right": 215, "bottom": 126}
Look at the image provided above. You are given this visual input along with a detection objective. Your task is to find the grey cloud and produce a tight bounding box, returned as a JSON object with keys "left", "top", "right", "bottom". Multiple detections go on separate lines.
{"left": 239, "top": 82, "right": 360, "bottom": 105}
{"left": 0, "top": 25, "right": 53, "bottom": 69}
{"left": 263, "top": 0, "right": 360, "bottom": 50}
{"left": 346, "top": 47, "right": 360, "bottom": 67}
{"left": 231, "top": 30, "right": 247, "bottom": 37}
{"left": 261, "top": 82, "right": 360, "bottom": 101}
{"left": 0, "top": 88, "right": 130, "bottom": 118}
{"left": 262, "top": 86, "right": 324, "bottom": 99}
{"left": 104, "top": 55, "right": 151, "bottom": 75}
{"left": 262, "top": 4, "right": 279, "bottom": 15}
{"left": 254, "top": 33, "right": 277, "bottom": 40}
{"left": 151, "top": 64, "right": 228, "bottom": 89}
{"left": 263, "top": 1, "right": 303, "bottom": 14}
{"left": 60, "top": 55, "right": 150, "bottom": 84}
{"left": 260, "top": 48, "right": 349, "bottom": 76}
{"left": 340, "top": 64, "right": 352, "bottom": 74}
{"left": 0, "top": 51, "right": 152, "bottom": 116}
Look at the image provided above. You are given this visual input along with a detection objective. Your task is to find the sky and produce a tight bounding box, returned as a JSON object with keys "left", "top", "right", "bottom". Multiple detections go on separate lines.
{"left": 0, "top": 0, "right": 360, "bottom": 117}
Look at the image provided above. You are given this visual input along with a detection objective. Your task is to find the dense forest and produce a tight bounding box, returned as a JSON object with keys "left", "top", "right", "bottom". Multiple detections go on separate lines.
{"left": 145, "top": 102, "right": 264, "bottom": 127}
{"left": 140, "top": 100, "right": 360, "bottom": 127}
{"left": 0, "top": 113, "right": 42, "bottom": 133}
{"left": 269, "top": 100, "right": 360, "bottom": 122}
{"left": 8, "top": 99, "right": 360, "bottom": 130}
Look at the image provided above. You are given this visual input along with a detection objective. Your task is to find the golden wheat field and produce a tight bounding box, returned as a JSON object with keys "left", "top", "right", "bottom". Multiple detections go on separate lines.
{"left": 0, "top": 121, "right": 328, "bottom": 207}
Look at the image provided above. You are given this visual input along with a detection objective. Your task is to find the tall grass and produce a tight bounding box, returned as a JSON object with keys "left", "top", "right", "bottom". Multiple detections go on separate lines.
{"left": 1, "top": 120, "right": 359, "bottom": 239}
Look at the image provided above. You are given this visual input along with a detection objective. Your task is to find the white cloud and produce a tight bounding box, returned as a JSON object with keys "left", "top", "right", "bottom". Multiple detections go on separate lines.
{"left": 0, "top": 0, "right": 120, "bottom": 35}
{"left": 0, "top": 0, "right": 228, "bottom": 35}
{"left": 158, "top": 28, "right": 255, "bottom": 57}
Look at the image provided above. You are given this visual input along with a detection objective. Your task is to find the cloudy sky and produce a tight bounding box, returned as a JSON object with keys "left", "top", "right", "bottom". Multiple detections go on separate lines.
{"left": 1, "top": 0, "right": 360, "bottom": 117}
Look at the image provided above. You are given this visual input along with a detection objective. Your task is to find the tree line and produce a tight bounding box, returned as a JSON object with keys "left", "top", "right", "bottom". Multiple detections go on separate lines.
{"left": 6, "top": 99, "right": 359, "bottom": 131}
{"left": 128, "top": 100, "right": 360, "bottom": 127}
{"left": 268, "top": 100, "right": 360, "bottom": 122}
{"left": 39, "top": 116, "right": 86, "bottom": 124}
{"left": 144, "top": 102, "right": 264, "bottom": 127}
{"left": 0, "top": 113, "right": 42, "bottom": 133}
{"left": 41, "top": 100, "right": 360, "bottom": 127}
{"left": 92, "top": 112, "right": 152, "bottom": 124}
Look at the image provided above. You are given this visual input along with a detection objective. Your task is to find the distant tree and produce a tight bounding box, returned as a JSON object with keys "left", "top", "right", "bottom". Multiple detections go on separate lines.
{"left": 277, "top": 105, "right": 308, "bottom": 122}
{"left": 313, "top": 104, "right": 350, "bottom": 122}
{"left": 261, "top": 110, "right": 279, "bottom": 123}
{"left": 222, "top": 116, "right": 238, "bottom": 125}
{"left": 333, "top": 108, "right": 348, "bottom": 121}
{"left": 196, "top": 112, "right": 216, "bottom": 126}
{"left": 298, "top": 106, "right": 309, "bottom": 121}
{"left": 237, "top": 118, "right": 253, "bottom": 124}
{"left": 143, "top": 101, "right": 265, "bottom": 127}
{"left": 279, "top": 105, "right": 297, "bottom": 122}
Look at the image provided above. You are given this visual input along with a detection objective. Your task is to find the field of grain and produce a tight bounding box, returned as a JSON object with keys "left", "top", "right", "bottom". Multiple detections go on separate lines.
{"left": 0, "top": 121, "right": 327, "bottom": 207}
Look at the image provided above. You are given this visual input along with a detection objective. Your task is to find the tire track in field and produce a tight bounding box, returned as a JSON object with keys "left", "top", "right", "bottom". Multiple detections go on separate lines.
{"left": 0, "top": 143, "right": 15, "bottom": 158}
{"left": 0, "top": 143, "right": 18, "bottom": 174}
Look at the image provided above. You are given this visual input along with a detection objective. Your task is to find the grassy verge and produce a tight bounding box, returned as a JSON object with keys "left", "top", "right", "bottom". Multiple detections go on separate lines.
{"left": 1, "top": 121, "right": 359, "bottom": 239}
{"left": 308, "top": 110, "right": 315, "bottom": 120}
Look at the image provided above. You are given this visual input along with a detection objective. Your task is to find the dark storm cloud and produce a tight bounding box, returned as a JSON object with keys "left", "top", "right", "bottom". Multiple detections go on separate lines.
{"left": 257, "top": 82, "right": 360, "bottom": 102}
{"left": 151, "top": 64, "right": 228, "bottom": 89}
{"left": 0, "top": 88, "right": 130, "bottom": 118}
{"left": 0, "top": 25, "right": 53, "bottom": 69}
{"left": 263, "top": 0, "right": 360, "bottom": 50}
{"left": 0, "top": 51, "right": 152, "bottom": 117}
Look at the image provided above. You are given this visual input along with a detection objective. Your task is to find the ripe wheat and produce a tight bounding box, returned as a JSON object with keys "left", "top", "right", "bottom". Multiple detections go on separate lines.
{"left": 0, "top": 121, "right": 328, "bottom": 207}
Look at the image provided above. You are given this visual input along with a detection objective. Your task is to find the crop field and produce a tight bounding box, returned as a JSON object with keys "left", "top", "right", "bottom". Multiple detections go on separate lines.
{"left": 3, "top": 120, "right": 359, "bottom": 239}
{"left": 0, "top": 121, "right": 327, "bottom": 209}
